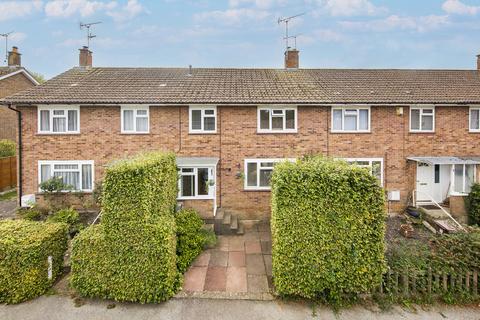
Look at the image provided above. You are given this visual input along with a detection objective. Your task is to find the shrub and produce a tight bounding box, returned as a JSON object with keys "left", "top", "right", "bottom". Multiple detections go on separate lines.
{"left": 467, "top": 183, "right": 480, "bottom": 226}
{"left": 39, "top": 176, "right": 72, "bottom": 193}
{"left": 271, "top": 157, "right": 386, "bottom": 302}
{"left": 0, "top": 220, "right": 68, "bottom": 304}
{"left": 17, "top": 204, "right": 49, "bottom": 221}
{"left": 0, "top": 139, "right": 15, "bottom": 158}
{"left": 70, "top": 152, "right": 181, "bottom": 303}
{"left": 70, "top": 217, "right": 180, "bottom": 303}
{"left": 175, "top": 209, "right": 215, "bottom": 273}
{"left": 47, "top": 208, "right": 83, "bottom": 235}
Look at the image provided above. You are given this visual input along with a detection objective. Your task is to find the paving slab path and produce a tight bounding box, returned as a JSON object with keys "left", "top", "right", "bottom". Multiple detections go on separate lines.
{"left": 1, "top": 295, "right": 479, "bottom": 320}
{"left": 0, "top": 198, "right": 16, "bottom": 220}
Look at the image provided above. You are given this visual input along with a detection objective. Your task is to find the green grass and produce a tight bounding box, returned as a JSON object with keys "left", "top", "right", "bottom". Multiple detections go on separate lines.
{"left": 0, "top": 190, "right": 17, "bottom": 202}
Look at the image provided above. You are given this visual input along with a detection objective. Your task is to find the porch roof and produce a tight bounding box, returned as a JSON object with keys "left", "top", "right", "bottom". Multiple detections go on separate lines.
{"left": 407, "top": 156, "right": 480, "bottom": 165}
{"left": 176, "top": 157, "right": 219, "bottom": 167}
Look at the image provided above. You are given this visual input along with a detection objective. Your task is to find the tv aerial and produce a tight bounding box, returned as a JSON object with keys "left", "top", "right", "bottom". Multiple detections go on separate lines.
{"left": 284, "top": 34, "right": 302, "bottom": 50}
{"left": 79, "top": 21, "right": 102, "bottom": 48}
{"left": 278, "top": 13, "right": 305, "bottom": 50}
{"left": 0, "top": 31, "right": 13, "bottom": 64}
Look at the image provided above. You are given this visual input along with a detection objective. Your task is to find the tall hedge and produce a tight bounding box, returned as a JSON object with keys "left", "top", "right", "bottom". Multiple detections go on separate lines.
{"left": 467, "top": 183, "right": 480, "bottom": 226}
{"left": 271, "top": 157, "right": 386, "bottom": 301}
{"left": 70, "top": 152, "right": 181, "bottom": 303}
{"left": 0, "top": 220, "right": 68, "bottom": 304}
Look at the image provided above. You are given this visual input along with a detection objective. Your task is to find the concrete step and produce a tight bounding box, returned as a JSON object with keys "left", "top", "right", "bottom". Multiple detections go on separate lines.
{"left": 202, "top": 223, "right": 214, "bottom": 233}
{"left": 223, "top": 212, "right": 231, "bottom": 225}
{"left": 236, "top": 223, "right": 244, "bottom": 235}
{"left": 230, "top": 214, "right": 238, "bottom": 231}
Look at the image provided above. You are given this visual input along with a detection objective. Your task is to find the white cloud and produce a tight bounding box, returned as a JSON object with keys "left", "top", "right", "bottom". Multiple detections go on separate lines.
{"left": 45, "top": 0, "right": 117, "bottom": 18}
{"left": 0, "top": 0, "right": 42, "bottom": 22}
{"left": 314, "top": 29, "right": 345, "bottom": 42}
{"left": 107, "top": 0, "right": 145, "bottom": 22}
{"left": 9, "top": 32, "right": 28, "bottom": 43}
{"left": 340, "top": 14, "right": 450, "bottom": 32}
{"left": 315, "top": 0, "right": 387, "bottom": 17}
{"left": 442, "top": 0, "right": 480, "bottom": 15}
{"left": 229, "top": 0, "right": 287, "bottom": 9}
{"left": 194, "top": 8, "right": 271, "bottom": 25}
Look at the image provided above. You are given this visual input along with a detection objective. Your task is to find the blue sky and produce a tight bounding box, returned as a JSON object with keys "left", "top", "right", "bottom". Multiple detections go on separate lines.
{"left": 1, "top": 0, "right": 480, "bottom": 79}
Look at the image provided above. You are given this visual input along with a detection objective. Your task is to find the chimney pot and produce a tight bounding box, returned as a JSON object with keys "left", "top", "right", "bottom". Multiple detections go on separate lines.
{"left": 284, "top": 48, "right": 299, "bottom": 69}
{"left": 477, "top": 54, "right": 480, "bottom": 71}
{"left": 79, "top": 47, "right": 93, "bottom": 68}
{"left": 8, "top": 46, "right": 21, "bottom": 67}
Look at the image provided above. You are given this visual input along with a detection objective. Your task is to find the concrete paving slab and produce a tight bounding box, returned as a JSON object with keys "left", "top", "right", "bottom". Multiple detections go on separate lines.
{"left": 183, "top": 267, "right": 207, "bottom": 292}
{"left": 192, "top": 251, "right": 211, "bottom": 267}
{"left": 245, "top": 240, "right": 262, "bottom": 254}
{"left": 228, "top": 251, "right": 245, "bottom": 267}
{"left": 226, "top": 267, "right": 247, "bottom": 293}
{"left": 246, "top": 254, "right": 265, "bottom": 275}
{"left": 204, "top": 267, "right": 227, "bottom": 292}
{"left": 209, "top": 251, "right": 228, "bottom": 267}
{"left": 247, "top": 275, "right": 269, "bottom": 293}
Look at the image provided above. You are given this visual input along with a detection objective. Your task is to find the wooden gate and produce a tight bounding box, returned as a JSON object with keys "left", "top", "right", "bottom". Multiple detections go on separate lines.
{"left": 0, "top": 156, "right": 16, "bottom": 191}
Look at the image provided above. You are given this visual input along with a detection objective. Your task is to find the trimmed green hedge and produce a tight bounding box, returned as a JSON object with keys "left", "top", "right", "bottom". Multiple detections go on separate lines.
{"left": 467, "top": 183, "right": 480, "bottom": 226}
{"left": 175, "top": 209, "right": 212, "bottom": 273}
{"left": 70, "top": 152, "right": 181, "bottom": 303}
{"left": 0, "top": 139, "right": 15, "bottom": 158}
{"left": 47, "top": 208, "right": 83, "bottom": 235}
{"left": 0, "top": 220, "right": 68, "bottom": 304}
{"left": 70, "top": 218, "right": 180, "bottom": 303}
{"left": 271, "top": 157, "right": 386, "bottom": 302}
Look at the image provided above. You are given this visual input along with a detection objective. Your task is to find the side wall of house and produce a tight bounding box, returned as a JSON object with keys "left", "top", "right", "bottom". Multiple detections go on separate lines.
{"left": 18, "top": 105, "right": 480, "bottom": 220}
{"left": 0, "top": 73, "right": 36, "bottom": 141}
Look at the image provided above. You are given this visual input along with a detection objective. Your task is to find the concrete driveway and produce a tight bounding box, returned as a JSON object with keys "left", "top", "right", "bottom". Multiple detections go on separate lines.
{"left": 1, "top": 295, "right": 479, "bottom": 320}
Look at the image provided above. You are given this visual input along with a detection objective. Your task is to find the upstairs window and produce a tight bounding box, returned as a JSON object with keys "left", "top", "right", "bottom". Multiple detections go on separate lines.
{"left": 38, "top": 106, "right": 79, "bottom": 134}
{"left": 189, "top": 106, "right": 217, "bottom": 133}
{"left": 331, "top": 107, "right": 370, "bottom": 132}
{"left": 258, "top": 106, "right": 297, "bottom": 133}
{"left": 121, "top": 106, "right": 149, "bottom": 133}
{"left": 38, "top": 160, "right": 93, "bottom": 192}
{"left": 470, "top": 107, "right": 480, "bottom": 132}
{"left": 410, "top": 106, "right": 434, "bottom": 132}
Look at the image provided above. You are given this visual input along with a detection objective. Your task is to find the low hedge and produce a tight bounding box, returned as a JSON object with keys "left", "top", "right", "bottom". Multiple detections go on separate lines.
{"left": 175, "top": 209, "right": 213, "bottom": 273}
{"left": 70, "top": 217, "right": 180, "bottom": 303}
{"left": 271, "top": 157, "right": 386, "bottom": 302}
{"left": 47, "top": 208, "right": 83, "bottom": 235}
{"left": 467, "top": 183, "right": 480, "bottom": 226}
{"left": 0, "top": 139, "right": 15, "bottom": 158}
{"left": 0, "top": 220, "right": 68, "bottom": 304}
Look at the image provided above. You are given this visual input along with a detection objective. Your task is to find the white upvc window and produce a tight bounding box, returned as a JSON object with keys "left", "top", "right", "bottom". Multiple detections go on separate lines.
{"left": 178, "top": 167, "right": 215, "bottom": 199}
{"left": 257, "top": 106, "right": 297, "bottom": 133}
{"left": 469, "top": 107, "right": 480, "bottom": 132}
{"left": 452, "top": 164, "right": 476, "bottom": 195}
{"left": 331, "top": 106, "right": 370, "bottom": 132}
{"left": 410, "top": 106, "right": 435, "bottom": 132}
{"left": 244, "top": 158, "right": 295, "bottom": 190}
{"left": 344, "top": 158, "right": 384, "bottom": 186}
{"left": 189, "top": 106, "right": 217, "bottom": 133}
{"left": 38, "top": 105, "right": 80, "bottom": 134}
{"left": 38, "top": 160, "right": 94, "bottom": 192}
{"left": 121, "top": 106, "right": 149, "bottom": 133}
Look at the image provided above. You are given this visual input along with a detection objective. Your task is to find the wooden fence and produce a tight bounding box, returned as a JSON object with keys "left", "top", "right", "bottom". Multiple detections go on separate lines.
{"left": 0, "top": 156, "right": 16, "bottom": 191}
{"left": 374, "top": 268, "right": 478, "bottom": 298}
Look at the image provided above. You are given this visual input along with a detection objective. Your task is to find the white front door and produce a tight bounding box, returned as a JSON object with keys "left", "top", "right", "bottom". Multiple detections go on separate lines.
{"left": 416, "top": 162, "right": 433, "bottom": 202}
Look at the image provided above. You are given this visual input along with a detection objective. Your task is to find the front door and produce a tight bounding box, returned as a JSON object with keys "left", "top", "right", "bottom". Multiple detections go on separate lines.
{"left": 416, "top": 162, "right": 433, "bottom": 202}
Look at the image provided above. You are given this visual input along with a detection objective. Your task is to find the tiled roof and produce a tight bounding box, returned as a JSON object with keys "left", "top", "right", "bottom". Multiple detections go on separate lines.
{"left": 0, "top": 66, "right": 22, "bottom": 77}
{"left": 3, "top": 67, "right": 480, "bottom": 105}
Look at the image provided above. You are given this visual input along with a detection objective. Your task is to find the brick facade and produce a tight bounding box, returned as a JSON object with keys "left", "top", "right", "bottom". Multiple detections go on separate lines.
{"left": 0, "top": 72, "right": 36, "bottom": 141}
{"left": 18, "top": 104, "right": 480, "bottom": 221}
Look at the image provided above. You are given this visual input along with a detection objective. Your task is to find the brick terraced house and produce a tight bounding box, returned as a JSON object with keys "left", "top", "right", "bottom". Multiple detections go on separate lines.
{"left": 0, "top": 47, "right": 39, "bottom": 141}
{"left": 2, "top": 47, "right": 480, "bottom": 226}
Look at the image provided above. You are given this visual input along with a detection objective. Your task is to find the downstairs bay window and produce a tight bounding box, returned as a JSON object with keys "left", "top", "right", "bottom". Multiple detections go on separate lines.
{"left": 244, "top": 158, "right": 295, "bottom": 190}
{"left": 38, "top": 160, "right": 94, "bottom": 192}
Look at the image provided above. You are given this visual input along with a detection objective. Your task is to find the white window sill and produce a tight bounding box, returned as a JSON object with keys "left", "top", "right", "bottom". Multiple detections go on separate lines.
{"left": 188, "top": 131, "right": 217, "bottom": 134}
{"left": 177, "top": 196, "right": 214, "bottom": 200}
{"left": 449, "top": 192, "right": 469, "bottom": 197}
{"left": 409, "top": 130, "right": 435, "bottom": 133}
{"left": 330, "top": 130, "right": 371, "bottom": 134}
{"left": 37, "top": 132, "right": 80, "bottom": 135}
{"left": 120, "top": 131, "right": 150, "bottom": 135}
{"left": 244, "top": 187, "right": 271, "bottom": 191}
{"left": 37, "top": 190, "right": 93, "bottom": 194}
{"left": 469, "top": 129, "right": 480, "bottom": 133}
{"left": 256, "top": 130, "right": 297, "bottom": 134}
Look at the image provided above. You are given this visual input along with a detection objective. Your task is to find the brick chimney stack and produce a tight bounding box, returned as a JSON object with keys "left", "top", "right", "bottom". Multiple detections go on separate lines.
{"left": 8, "top": 46, "right": 21, "bottom": 67}
{"left": 284, "top": 48, "right": 299, "bottom": 69}
{"left": 79, "top": 46, "right": 92, "bottom": 68}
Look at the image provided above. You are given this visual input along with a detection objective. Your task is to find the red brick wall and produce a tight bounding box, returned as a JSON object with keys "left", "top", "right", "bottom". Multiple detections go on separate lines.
{"left": 17, "top": 105, "right": 480, "bottom": 220}
{"left": 0, "top": 73, "right": 36, "bottom": 141}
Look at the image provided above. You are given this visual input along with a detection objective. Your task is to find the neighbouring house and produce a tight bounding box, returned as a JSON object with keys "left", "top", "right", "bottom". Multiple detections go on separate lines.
{"left": 0, "top": 47, "right": 39, "bottom": 141}
{"left": 1, "top": 46, "right": 480, "bottom": 225}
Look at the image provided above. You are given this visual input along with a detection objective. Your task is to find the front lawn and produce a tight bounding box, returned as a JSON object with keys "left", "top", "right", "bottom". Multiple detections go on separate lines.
{"left": 0, "top": 190, "right": 16, "bottom": 202}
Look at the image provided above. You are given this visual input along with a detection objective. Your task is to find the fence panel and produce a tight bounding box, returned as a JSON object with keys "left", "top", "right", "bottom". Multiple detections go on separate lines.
{"left": 0, "top": 156, "right": 16, "bottom": 191}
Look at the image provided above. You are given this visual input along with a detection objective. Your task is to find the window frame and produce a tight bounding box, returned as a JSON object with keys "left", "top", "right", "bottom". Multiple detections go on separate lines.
{"left": 330, "top": 106, "right": 371, "bottom": 133}
{"left": 244, "top": 158, "right": 295, "bottom": 190}
{"left": 344, "top": 158, "right": 384, "bottom": 186}
{"left": 469, "top": 106, "right": 480, "bottom": 132}
{"left": 177, "top": 166, "right": 215, "bottom": 200}
{"left": 451, "top": 163, "right": 476, "bottom": 195}
{"left": 189, "top": 105, "right": 217, "bottom": 134}
{"left": 37, "top": 160, "right": 94, "bottom": 192}
{"left": 409, "top": 106, "right": 435, "bottom": 133}
{"left": 120, "top": 105, "right": 150, "bottom": 134}
{"left": 37, "top": 105, "right": 80, "bottom": 134}
{"left": 257, "top": 106, "right": 298, "bottom": 133}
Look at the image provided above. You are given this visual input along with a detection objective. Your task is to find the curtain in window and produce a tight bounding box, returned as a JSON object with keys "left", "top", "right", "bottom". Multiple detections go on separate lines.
{"left": 471, "top": 110, "right": 479, "bottom": 130}
{"left": 204, "top": 117, "right": 215, "bottom": 131}
{"left": 54, "top": 171, "right": 80, "bottom": 190}
{"left": 332, "top": 110, "right": 342, "bottom": 130}
{"left": 465, "top": 165, "right": 475, "bottom": 193}
{"left": 123, "top": 110, "right": 134, "bottom": 131}
{"left": 411, "top": 110, "right": 420, "bottom": 130}
{"left": 271, "top": 116, "right": 283, "bottom": 130}
{"left": 344, "top": 111, "right": 357, "bottom": 131}
{"left": 247, "top": 162, "right": 257, "bottom": 186}
{"left": 421, "top": 114, "right": 433, "bottom": 131}
{"left": 53, "top": 117, "right": 66, "bottom": 132}
{"left": 82, "top": 164, "right": 92, "bottom": 190}
{"left": 260, "top": 110, "right": 269, "bottom": 129}
{"left": 136, "top": 117, "right": 148, "bottom": 132}
{"left": 285, "top": 110, "right": 295, "bottom": 129}
{"left": 40, "top": 164, "right": 51, "bottom": 183}
{"left": 40, "top": 110, "right": 50, "bottom": 131}
{"left": 191, "top": 110, "right": 202, "bottom": 130}
{"left": 68, "top": 110, "right": 78, "bottom": 131}
{"left": 359, "top": 109, "right": 369, "bottom": 130}
{"left": 454, "top": 164, "right": 464, "bottom": 193}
